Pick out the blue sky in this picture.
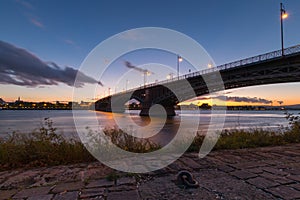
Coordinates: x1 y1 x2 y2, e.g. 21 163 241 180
0 0 300 105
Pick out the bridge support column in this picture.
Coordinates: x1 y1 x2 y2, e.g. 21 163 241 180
139 104 176 117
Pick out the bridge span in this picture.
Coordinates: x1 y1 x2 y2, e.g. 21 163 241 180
95 44 300 116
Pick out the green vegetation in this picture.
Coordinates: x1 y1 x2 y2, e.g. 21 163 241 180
0 112 299 171
188 111 300 152
0 118 95 171
102 128 160 153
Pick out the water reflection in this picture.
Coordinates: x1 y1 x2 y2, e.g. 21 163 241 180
0 110 296 145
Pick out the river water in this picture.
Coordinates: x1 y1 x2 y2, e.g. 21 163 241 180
0 110 297 145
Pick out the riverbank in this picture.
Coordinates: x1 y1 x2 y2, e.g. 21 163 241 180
1 143 300 199
1 116 300 171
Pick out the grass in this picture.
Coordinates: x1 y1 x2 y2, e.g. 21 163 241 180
0 112 299 171
0 118 95 170
187 112 300 152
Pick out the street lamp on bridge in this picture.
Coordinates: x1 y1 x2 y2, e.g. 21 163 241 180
280 2 288 56
177 55 183 80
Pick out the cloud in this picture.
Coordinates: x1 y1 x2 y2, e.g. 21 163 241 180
225 96 272 104
0 40 102 88
124 61 154 75
15 0 34 10
29 17 44 28
64 39 75 45
194 95 272 104
277 100 284 105
64 39 80 49
118 31 144 41
15 0 44 29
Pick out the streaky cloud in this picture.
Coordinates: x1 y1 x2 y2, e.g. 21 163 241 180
224 96 272 104
0 40 102 88
193 95 272 104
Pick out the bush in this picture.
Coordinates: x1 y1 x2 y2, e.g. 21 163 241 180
0 118 95 171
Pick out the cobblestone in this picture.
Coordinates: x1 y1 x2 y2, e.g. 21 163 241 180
0 143 300 199
52 181 84 193
266 185 300 200
12 186 52 199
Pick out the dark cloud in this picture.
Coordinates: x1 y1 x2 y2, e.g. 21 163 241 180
225 96 272 104
194 95 272 104
0 40 102 87
124 61 154 75
277 100 284 105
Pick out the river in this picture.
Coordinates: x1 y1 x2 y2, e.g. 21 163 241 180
0 109 297 145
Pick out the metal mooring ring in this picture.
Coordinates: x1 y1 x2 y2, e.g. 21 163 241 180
176 170 199 188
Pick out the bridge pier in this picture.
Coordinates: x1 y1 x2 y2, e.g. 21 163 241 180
139 104 176 117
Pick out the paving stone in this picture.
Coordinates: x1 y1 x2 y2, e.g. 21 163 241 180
153 167 172 175
213 155 240 164
27 194 54 200
79 187 105 199
246 177 280 189
261 172 294 184
108 190 139 200
117 177 136 186
217 165 235 173
207 156 235 165
282 150 300 157
108 185 137 192
285 169 300 175
262 167 289 176
230 161 267 169
266 185 300 200
86 179 114 188
192 174 274 200
53 191 79 200
52 181 83 193
288 175 300 182
0 189 18 200
178 157 202 170
246 167 264 174
138 174 218 200
290 183 300 191
13 186 52 199
168 160 190 171
230 170 257 180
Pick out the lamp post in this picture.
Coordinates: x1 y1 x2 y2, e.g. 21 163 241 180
280 3 288 56
143 70 151 87
167 72 174 80
125 79 129 91
177 55 183 80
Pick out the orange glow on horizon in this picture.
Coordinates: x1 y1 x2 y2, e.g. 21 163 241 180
180 97 300 107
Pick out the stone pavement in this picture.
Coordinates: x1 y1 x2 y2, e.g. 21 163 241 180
1 144 300 199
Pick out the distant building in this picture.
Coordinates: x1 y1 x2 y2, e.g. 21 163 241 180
0 98 5 105
199 103 211 110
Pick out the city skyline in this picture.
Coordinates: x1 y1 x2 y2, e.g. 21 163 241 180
1 0 300 106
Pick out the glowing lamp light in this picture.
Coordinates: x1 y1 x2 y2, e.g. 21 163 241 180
178 56 183 62
282 12 288 19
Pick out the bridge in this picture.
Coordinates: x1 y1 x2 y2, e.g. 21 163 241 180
95 44 300 116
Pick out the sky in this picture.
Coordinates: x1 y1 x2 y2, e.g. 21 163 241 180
0 0 300 106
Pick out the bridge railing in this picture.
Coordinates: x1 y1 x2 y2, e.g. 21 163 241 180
109 44 300 97
151 44 300 86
